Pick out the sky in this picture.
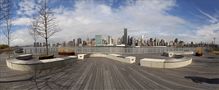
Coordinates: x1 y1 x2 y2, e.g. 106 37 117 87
0 0 219 46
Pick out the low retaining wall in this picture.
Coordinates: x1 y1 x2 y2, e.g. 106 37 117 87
89 53 136 64
6 56 77 71
140 57 192 68
89 53 107 58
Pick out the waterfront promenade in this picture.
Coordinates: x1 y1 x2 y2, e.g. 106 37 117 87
0 53 219 90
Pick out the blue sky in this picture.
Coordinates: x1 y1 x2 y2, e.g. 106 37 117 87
172 0 219 23
1 0 219 45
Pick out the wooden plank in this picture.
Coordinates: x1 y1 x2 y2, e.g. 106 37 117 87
1 54 219 90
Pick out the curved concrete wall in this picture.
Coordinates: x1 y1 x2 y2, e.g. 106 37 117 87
6 56 77 71
140 57 192 68
164 58 192 68
89 53 107 58
89 53 136 64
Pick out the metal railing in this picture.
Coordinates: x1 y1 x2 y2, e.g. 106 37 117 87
23 47 58 55
74 47 195 54
23 47 195 55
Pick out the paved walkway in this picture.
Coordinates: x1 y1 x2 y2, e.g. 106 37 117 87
0 54 219 90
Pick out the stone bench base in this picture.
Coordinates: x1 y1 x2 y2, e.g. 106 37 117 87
77 54 86 60
77 54 90 60
125 56 136 63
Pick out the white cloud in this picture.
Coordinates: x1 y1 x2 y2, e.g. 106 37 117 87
11 0 210 46
13 17 32 26
196 23 219 43
52 0 187 41
17 0 37 17
198 9 218 24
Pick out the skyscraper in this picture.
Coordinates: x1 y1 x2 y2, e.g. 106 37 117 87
72 39 75 46
77 38 82 46
123 28 127 46
107 35 112 45
95 35 103 46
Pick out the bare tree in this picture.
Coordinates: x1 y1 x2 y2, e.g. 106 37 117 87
0 0 6 21
1 0 12 47
29 19 39 54
0 0 7 40
34 0 61 55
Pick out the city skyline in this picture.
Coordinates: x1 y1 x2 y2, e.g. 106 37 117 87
1 1 219 90
0 0 219 46
32 29 216 48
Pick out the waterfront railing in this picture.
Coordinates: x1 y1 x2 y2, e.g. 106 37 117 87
23 47 195 55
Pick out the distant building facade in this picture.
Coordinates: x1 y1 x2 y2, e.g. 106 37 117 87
123 28 128 46
95 35 103 46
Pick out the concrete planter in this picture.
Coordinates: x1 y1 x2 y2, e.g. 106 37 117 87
7 56 77 71
140 57 192 68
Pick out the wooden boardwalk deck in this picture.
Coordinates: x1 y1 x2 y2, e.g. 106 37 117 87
0 54 219 90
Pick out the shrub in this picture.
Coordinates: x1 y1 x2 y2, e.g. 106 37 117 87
58 52 75 56
0 44 9 49
39 55 54 60
213 48 219 51
195 47 203 56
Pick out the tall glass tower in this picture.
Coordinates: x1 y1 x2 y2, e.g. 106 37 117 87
123 28 128 46
95 35 102 46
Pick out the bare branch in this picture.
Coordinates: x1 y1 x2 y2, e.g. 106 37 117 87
1 0 13 47
31 0 61 55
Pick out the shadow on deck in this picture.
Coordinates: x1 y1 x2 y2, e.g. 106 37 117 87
185 76 219 84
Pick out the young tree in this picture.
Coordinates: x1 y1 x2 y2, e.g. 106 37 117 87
1 0 12 47
34 0 61 55
0 0 6 21
29 19 39 54
29 20 39 45
0 0 7 41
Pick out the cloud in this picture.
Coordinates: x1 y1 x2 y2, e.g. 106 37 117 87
198 9 218 24
52 0 187 41
196 22 219 43
12 29 32 46
13 17 32 26
10 0 211 46
17 0 37 17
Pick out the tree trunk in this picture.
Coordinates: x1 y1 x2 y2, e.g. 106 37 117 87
7 19 10 58
34 41 37 55
46 38 48 55
44 4 48 55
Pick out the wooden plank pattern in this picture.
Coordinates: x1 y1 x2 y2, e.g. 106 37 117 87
1 54 219 90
